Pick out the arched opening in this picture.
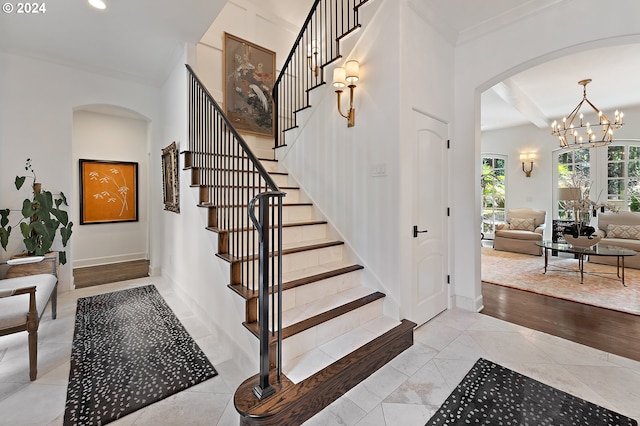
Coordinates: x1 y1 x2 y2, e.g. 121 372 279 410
71 104 151 288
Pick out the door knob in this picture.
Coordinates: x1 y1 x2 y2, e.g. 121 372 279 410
413 225 428 238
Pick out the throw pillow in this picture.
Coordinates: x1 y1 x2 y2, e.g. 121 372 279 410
509 218 536 232
606 224 640 240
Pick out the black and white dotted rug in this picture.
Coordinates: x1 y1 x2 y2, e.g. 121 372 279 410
63 285 218 426
426 358 637 426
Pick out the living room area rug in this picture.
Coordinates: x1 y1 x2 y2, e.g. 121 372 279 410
426 358 637 425
482 247 640 315
63 285 218 426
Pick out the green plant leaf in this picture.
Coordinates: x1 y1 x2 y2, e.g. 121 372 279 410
35 191 54 212
20 222 32 239
23 237 37 253
51 208 69 226
58 251 67 265
21 199 36 218
59 191 69 206
0 226 10 250
0 209 9 228
61 222 73 246
15 176 26 190
36 238 53 255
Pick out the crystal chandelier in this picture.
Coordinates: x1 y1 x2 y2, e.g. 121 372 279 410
551 79 624 149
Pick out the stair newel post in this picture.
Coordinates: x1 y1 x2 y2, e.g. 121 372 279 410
276 194 284 382
250 193 275 400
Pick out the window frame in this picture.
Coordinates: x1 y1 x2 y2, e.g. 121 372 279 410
481 154 507 239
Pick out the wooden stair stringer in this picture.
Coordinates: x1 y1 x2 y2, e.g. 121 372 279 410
234 319 416 426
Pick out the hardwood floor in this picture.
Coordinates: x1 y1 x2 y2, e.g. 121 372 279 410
481 281 640 362
73 260 150 288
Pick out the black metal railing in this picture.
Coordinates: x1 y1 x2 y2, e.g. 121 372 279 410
272 0 369 149
248 191 283 399
187 64 284 397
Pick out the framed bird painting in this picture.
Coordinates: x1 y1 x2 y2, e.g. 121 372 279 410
223 33 276 137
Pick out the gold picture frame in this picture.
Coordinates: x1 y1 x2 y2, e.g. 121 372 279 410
224 32 276 137
161 141 180 213
79 159 138 224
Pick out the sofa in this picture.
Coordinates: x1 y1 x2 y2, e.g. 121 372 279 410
591 211 640 269
493 208 546 256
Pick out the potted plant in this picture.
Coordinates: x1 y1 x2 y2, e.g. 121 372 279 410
0 159 73 264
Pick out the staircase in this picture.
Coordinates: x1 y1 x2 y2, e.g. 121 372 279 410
184 1 416 424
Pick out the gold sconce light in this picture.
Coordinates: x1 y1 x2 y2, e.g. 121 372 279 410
307 40 319 77
520 153 535 177
332 60 359 127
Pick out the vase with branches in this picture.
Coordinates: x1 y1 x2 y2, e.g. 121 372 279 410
560 172 618 239
0 159 73 264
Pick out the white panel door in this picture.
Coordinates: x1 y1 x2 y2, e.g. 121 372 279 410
410 112 449 326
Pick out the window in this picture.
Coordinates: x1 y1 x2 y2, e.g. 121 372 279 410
556 149 590 219
553 143 640 217
481 155 506 238
607 144 640 212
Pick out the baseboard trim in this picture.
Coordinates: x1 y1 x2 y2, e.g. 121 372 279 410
73 252 148 268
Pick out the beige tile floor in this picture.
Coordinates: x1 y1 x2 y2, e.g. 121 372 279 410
1 276 639 425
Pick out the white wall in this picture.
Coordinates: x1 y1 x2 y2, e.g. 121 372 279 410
0 52 162 290
274 1 457 320
453 0 640 311
481 124 553 238
276 0 403 314
72 110 150 267
195 0 303 156
398 2 455 318
156 45 259 366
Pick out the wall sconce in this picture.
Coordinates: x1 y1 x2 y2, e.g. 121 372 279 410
332 60 359 128
520 153 535 177
307 40 319 77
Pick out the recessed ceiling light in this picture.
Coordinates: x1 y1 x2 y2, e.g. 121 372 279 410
88 0 106 10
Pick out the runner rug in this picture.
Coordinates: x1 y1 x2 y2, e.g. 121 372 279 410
426 358 637 425
63 285 217 425
482 247 640 315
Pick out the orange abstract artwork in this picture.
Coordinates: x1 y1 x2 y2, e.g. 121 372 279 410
80 160 138 224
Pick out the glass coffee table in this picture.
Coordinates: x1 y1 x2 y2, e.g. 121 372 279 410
535 241 637 286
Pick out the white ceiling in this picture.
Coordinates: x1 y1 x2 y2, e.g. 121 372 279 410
481 44 640 132
1 0 637 128
0 0 228 86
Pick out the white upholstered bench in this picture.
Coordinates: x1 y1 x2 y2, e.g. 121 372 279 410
0 256 58 381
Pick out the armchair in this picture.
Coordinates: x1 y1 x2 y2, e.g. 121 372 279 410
493 208 546 256
0 256 58 381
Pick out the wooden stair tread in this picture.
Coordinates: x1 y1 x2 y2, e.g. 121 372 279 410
216 240 344 263
207 220 328 235
197 201 312 209
243 290 385 340
228 264 364 300
182 150 277 163
186 166 287 176
234 319 416 425
189 184 298 190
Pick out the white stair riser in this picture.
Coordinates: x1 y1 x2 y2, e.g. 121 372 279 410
228 224 328 256
281 245 343 274
282 223 326 244
206 187 300 204
215 204 314 226
279 270 362 312
280 298 384 364
213 171 294 186
238 245 345 285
